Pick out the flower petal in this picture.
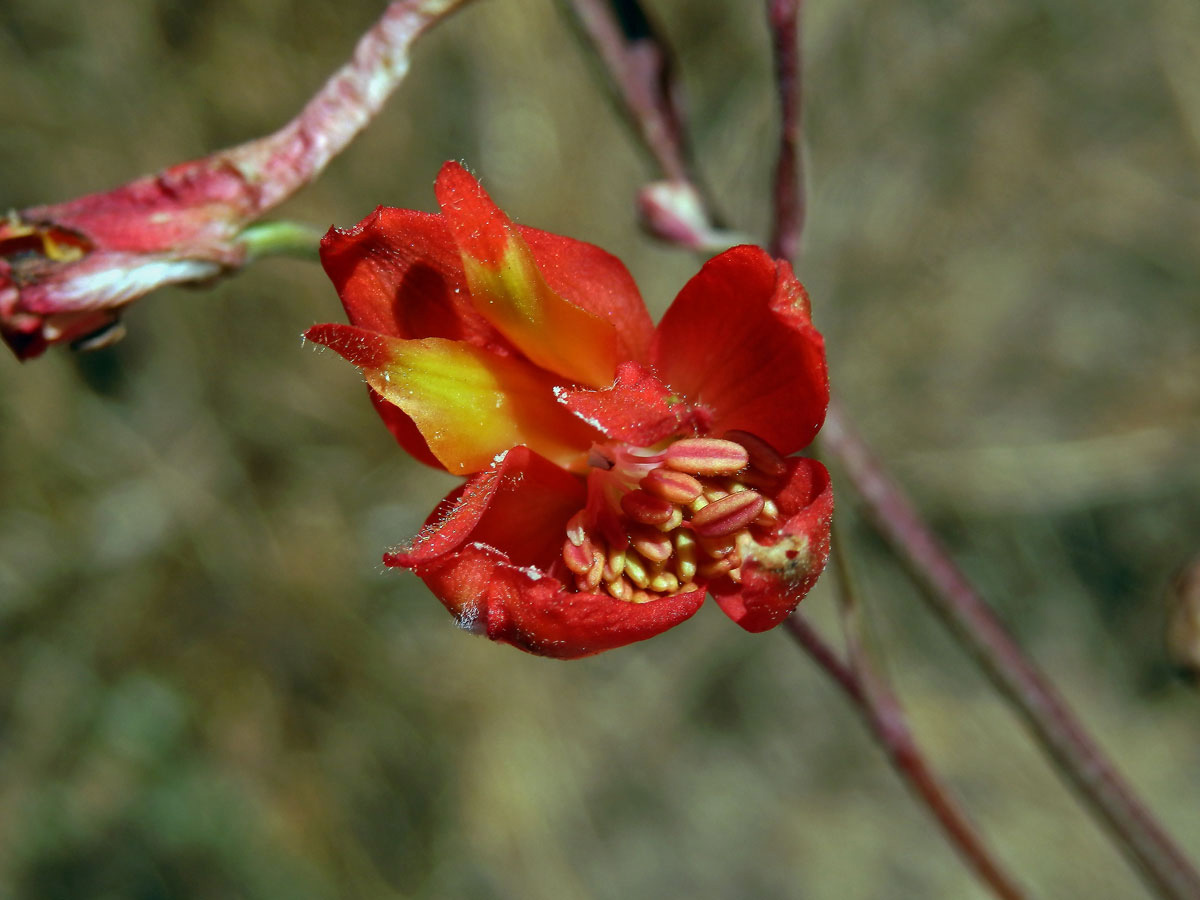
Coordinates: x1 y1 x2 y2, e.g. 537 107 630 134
518 226 654 364
319 206 514 354
651 245 829 455
368 387 441 469
385 445 704 658
414 544 706 658
710 457 833 632
306 323 597 474
390 445 585 571
434 162 620 388
556 360 702 446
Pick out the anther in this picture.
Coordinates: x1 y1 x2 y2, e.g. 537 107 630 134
698 557 736 579
565 511 588 547
584 553 605 590
620 489 676 527
649 571 679 594
690 490 766 538
664 438 749 476
563 538 598 575
724 430 787 477
656 506 684 533
623 553 651 589
640 467 703 504
631 529 673 564
697 534 737 559
755 498 781 528
673 531 698 582
607 577 633 601
604 548 627 581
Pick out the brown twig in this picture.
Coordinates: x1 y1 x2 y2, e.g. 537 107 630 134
559 1 1200 897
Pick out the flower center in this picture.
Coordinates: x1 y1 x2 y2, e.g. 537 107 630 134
560 431 788 602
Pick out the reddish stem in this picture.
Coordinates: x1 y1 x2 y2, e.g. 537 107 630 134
558 0 690 184
821 405 1200 900
767 0 805 262
224 0 472 213
785 614 1026 900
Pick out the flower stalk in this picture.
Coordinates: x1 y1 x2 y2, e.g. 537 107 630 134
1 0 471 360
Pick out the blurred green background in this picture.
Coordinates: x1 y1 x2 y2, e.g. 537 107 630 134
2 0 1199 897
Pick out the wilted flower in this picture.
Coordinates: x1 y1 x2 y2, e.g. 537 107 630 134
308 162 832 658
0 157 260 360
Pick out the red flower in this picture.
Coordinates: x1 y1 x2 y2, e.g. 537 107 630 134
307 162 832 658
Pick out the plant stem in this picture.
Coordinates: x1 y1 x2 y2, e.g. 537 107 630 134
767 0 805 263
235 221 325 261
785 612 1026 900
820 407 1200 900
223 0 473 213
558 1 1200 897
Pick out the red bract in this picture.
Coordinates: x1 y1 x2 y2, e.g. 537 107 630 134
308 162 832 658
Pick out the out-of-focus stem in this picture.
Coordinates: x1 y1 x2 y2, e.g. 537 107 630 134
556 0 690 183
824 522 1027 899
785 613 1026 900
559 1 1200 897
226 0 472 212
820 406 1200 900
766 0 805 263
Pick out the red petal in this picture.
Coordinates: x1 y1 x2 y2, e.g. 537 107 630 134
711 457 833 633
319 206 515 354
651 245 829 455
557 360 702 445
368 387 441 470
412 543 706 659
519 226 654 364
390 446 585 571
434 162 620 387
385 446 704 657
306 323 596 474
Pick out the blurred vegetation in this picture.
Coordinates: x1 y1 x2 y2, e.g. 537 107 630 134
1 0 1199 897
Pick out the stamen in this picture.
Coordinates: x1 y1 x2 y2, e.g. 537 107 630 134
698 557 735 579
620 489 676 526
690 490 765 538
656 506 684 533
640 468 703 504
564 432 789 603
563 538 597 575
583 553 605 590
755 498 781 528
697 534 737 559
724 430 787 477
565 510 588 547
664 438 749 476
604 547 627 581
631 528 673 564
649 571 679 594
673 531 698 582
607 577 633 601
624 553 651 589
